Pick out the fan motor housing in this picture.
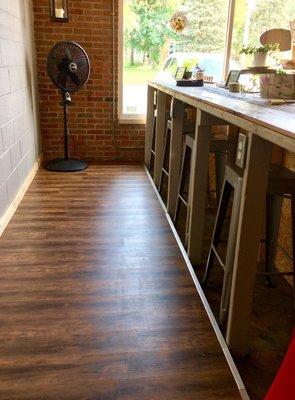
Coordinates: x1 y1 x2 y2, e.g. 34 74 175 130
69 62 77 73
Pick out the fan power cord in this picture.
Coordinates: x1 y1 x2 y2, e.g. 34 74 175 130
111 0 144 151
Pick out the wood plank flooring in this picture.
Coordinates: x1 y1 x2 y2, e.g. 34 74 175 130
0 165 241 400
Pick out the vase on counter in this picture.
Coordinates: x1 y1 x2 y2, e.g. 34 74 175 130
253 51 267 67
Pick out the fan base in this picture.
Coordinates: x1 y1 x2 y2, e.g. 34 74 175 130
46 158 87 172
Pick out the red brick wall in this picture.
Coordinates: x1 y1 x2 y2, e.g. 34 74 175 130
32 0 145 162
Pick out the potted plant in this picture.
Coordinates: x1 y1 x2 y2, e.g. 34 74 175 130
240 43 279 67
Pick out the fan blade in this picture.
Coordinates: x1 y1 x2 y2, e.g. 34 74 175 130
57 57 68 73
76 59 88 71
57 69 68 89
69 72 80 87
65 46 73 62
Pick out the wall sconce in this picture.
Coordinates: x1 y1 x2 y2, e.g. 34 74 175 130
50 0 69 22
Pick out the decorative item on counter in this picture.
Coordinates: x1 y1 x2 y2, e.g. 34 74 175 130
195 68 204 81
217 70 241 89
183 70 192 79
260 27 294 70
175 66 187 80
260 71 295 100
240 43 279 67
240 67 277 93
177 64 204 87
191 65 204 80
260 28 291 52
191 64 197 79
281 59 295 70
229 82 241 93
243 66 276 74
170 11 188 33
225 70 240 88
204 75 214 83
176 62 205 87
176 79 204 87
268 98 295 105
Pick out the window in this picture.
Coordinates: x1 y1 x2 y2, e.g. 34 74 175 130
118 0 295 122
119 0 165 123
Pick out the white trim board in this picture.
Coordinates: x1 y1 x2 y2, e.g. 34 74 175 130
144 165 249 400
0 156 42 237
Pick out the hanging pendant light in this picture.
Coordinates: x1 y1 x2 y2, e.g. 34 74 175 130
170 11 188 33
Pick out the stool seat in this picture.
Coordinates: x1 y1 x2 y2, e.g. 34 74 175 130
166 120 195 135
268 164 295 195
185 132 195 149
209 134 230 152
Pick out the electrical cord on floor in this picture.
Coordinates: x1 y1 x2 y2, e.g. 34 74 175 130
111 0 144 151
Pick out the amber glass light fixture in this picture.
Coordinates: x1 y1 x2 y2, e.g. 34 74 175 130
50 0 69 22
170 11 188 33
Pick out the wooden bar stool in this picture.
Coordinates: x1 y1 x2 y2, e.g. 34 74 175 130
265 165 295 292
174 133 229 246
203 163 295 327
158 119 195 203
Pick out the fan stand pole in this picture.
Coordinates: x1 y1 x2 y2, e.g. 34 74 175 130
45 91 87 172
63 92 69 160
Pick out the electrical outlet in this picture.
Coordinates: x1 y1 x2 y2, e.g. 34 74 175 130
236 133 248 168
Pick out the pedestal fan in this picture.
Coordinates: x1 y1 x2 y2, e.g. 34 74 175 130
46 41 90 172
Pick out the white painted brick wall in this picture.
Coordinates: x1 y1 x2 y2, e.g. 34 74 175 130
0 1 40 217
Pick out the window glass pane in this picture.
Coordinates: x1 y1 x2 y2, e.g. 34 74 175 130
161 0 229 82
122 0 229 117
231 0 295 69
122 0 170 116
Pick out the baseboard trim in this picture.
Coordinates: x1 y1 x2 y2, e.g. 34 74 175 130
0 155 43 237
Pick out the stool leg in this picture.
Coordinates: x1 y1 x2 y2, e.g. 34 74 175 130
174 143 191 227
151 114 156 151
150 114 157 174
215 151 226 205
265 194 283 286
185 146 195 245
219 176 243 327
203 180 233 287
147 113 156 171
158 123 170 193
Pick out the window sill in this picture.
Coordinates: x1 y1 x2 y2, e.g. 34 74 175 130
118 115 146 125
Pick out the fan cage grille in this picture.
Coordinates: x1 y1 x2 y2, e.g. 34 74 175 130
47 41 90 92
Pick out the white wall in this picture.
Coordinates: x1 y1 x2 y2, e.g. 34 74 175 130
0 0 40 217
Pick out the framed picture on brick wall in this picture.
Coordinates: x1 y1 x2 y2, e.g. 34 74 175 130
49 0 69 22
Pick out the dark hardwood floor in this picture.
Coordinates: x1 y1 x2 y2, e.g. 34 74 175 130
0 165 240 400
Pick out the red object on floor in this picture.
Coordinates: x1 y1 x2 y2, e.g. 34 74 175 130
264 329 295 400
